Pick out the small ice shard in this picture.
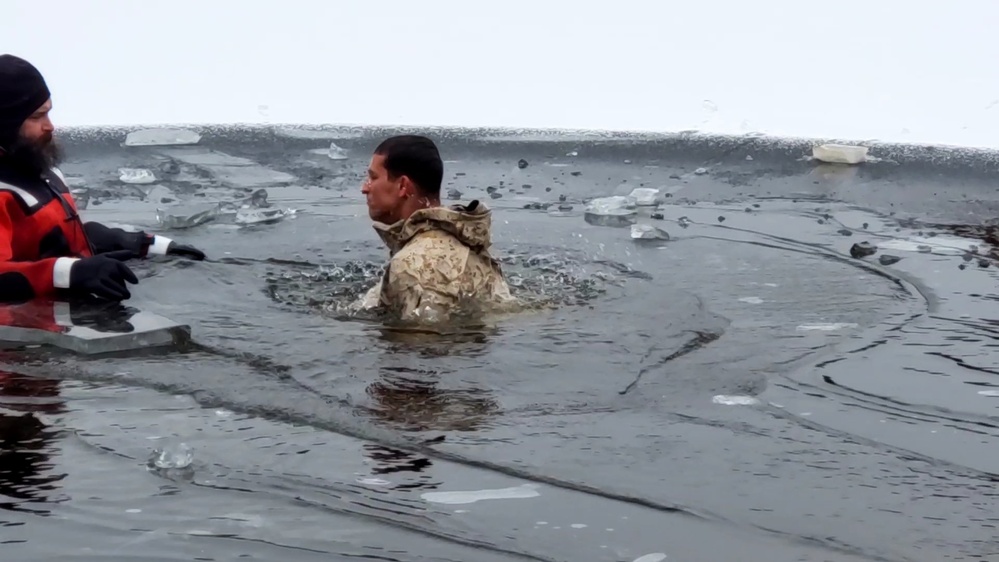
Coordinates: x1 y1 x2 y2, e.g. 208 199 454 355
156 203 223 229
631 224 670 240
711 394 760 406
570 523 587 529
812 143 868 165
628 187 661 206
633 554 668 562
421 484 540 505
446 188 462 200
584 196 637 228
694 167 708 175
118 168 156 184
328 142 348 160
978 390 999 397
150 442 193 469
124 128 201 147
738 296 763 304
234 207 295 226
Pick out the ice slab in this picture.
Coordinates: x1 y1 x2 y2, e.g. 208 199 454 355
584 196 638 228
812 143 868 164
156 203 223 229
158 148 295 187
124 128 202 147
234 207 296 225
0 301 191 356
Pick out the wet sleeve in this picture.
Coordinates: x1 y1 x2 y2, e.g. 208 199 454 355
385 266 459 324
0 204 74 303
83 221 174 257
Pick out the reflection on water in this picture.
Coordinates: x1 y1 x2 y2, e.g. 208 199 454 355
0 372 65 515
366 367 501 433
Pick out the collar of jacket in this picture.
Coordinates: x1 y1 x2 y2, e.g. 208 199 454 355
372 200 494 256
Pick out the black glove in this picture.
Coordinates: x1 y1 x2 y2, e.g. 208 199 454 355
165 242 205 261
83 222 147 256
67 299 137 333
67 250 139 301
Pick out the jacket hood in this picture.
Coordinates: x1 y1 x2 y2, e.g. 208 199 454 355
373 200 494 255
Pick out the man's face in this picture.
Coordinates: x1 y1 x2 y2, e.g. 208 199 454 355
362 154 412 224
18 98 54 150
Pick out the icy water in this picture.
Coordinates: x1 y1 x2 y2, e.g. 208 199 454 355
2 126 999 561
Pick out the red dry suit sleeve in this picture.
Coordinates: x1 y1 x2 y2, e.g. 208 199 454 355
0 201 75 303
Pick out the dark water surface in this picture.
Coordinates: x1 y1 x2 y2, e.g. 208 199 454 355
1 126 998 561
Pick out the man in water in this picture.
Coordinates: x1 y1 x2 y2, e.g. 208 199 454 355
0 54 205 303
359 135 515 323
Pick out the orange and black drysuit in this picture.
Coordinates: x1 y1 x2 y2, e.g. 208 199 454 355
0 162 176 303
0 54 203 304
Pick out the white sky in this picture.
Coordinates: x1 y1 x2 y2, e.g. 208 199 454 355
6 0 999 148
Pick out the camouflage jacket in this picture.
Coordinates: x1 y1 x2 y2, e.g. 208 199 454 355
360 200 515 323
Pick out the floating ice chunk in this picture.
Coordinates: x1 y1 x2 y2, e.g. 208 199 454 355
796 322 858 331
631 224 670 240
124 128 201 147
977 390 999 397
738 296 764 304
421 484 540 505
328 142 349 160
584 196 638 228
234 207 296 226
812 143 868 164
150 442 193 469
712 395 760 406
628 187 661 206
118 168 156 184
633 554 668 562
156 203 223 229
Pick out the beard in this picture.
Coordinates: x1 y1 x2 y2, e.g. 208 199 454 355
4 133 63 175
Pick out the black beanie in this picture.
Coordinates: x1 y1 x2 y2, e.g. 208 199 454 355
0 55 51 153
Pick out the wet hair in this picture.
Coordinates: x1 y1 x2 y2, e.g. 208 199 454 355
374 135 443 199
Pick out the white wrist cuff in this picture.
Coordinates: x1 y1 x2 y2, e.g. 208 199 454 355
53 257 79 289
148 235 172 256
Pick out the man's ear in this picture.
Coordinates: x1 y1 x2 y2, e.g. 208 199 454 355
398 175 415 198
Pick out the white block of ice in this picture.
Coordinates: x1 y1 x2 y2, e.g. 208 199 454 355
812 143 868 164
118 168 157 184
628 187 661 206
